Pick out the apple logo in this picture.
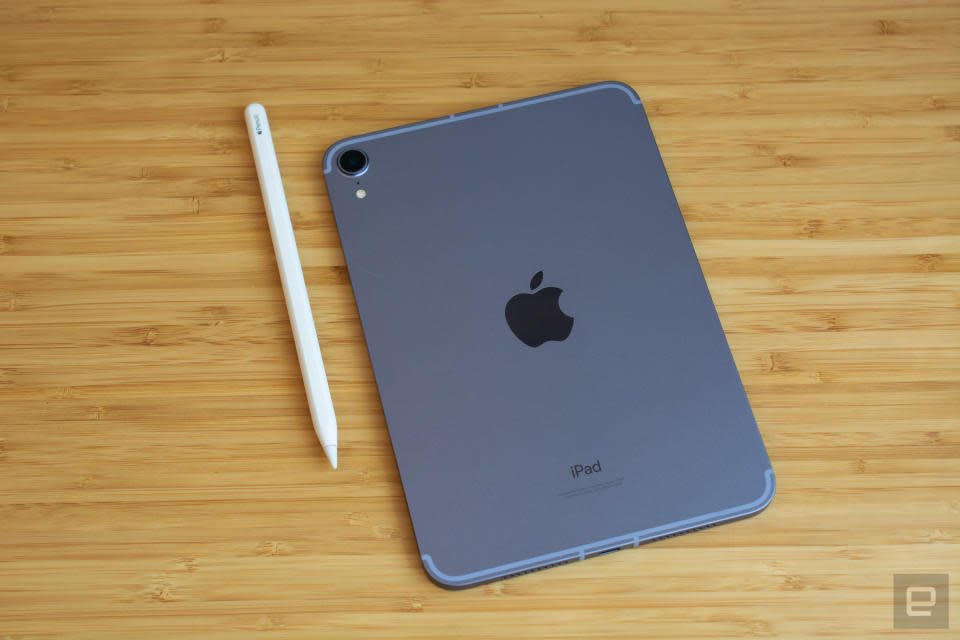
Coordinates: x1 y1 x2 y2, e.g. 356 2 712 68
504 270 575 347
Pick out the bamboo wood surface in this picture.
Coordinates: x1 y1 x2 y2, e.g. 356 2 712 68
1 1 958 638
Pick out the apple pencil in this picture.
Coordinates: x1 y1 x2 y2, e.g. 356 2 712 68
244 103 338 470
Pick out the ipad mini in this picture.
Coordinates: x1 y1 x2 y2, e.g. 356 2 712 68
323 82 775 588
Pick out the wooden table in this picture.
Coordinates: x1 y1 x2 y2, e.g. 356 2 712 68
2 2 957 638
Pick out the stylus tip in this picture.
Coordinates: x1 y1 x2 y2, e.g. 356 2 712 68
323 443 338 470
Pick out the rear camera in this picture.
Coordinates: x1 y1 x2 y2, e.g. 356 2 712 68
337 149 368 176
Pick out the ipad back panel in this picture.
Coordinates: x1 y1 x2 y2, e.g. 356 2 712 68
323 82 774 588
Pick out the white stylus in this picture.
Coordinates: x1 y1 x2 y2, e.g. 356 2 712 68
244 103 338 470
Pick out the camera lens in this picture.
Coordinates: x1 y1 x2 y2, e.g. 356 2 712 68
337 149 368 176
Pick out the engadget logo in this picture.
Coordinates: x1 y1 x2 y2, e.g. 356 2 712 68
570 460 602 479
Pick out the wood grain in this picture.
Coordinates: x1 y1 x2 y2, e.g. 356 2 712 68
1 1 958 638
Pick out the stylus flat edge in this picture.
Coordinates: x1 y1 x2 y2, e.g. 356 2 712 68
421 467 775 589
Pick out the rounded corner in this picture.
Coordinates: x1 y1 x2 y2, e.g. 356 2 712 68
593 80 642 105
742 467 776 517
757 467 776 511
322 139 351 176
420 554 474 590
